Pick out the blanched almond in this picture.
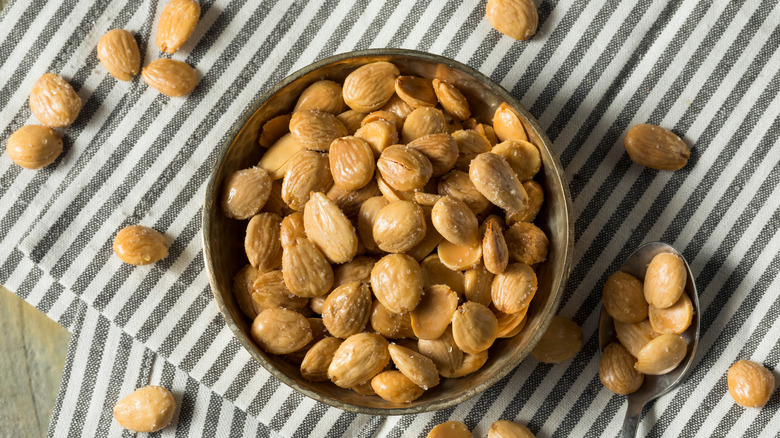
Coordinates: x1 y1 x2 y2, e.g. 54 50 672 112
295 80 344 114
452 302 498 354
495 308 527 338
97 29 140 81
492 102 528 141
402 107 448 143
258 114 292 148
644 252 687 309
599 342 644 395
233 264 260 319
504 222 548 265
328 332 390 388
488 420 535 438
322 281 372 338
156 0 200 53
327 179 380 220
377 145 433 191
303 192 358 264
421 254 465 296
329 136 375 190
337 110 367 135
634 334 687 375
728 360 775 408
29 73 82 127
506 180 543 224
432 196 479 246
333 256 376 287
371 370 425 403
394 76 437 108
282 237 334 298
6 125 62 169
491 263 536 314
113 386 175 433
438 170 490 214
370 301 415 339
301 337 343 382
244 214 282 273
483 217 509 274
531 316 582 363
354 119 398 157
492 140 541 182
428 421 472 438
221 167 272 220
469 152 528 213
381 93 416 122
614 319 658 357
476 123 499 146
280 211 306 247
258 133 306 179
417 327 463 377
648 293 693 335
358 196 390 253
452 129 491 171
142 59 197 97
289 110 348 151
464 264 494 306
437 239 482 271
113 225 168 265
342 62 400 113
362 110 402 130
371 254 423 314
281 150 333 211
444 350 489 378
602 271 647 324
250 270 308 313
408 206 445 262
432 79 470 121
624 124 690 170
373 200 426 253
388 344 439 389
251 308 312 355
407 133 458 177
411 284 458 340
376 172 415 202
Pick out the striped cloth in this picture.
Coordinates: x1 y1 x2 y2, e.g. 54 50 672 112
1 0 779 436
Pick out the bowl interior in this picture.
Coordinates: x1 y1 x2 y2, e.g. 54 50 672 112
202 50 573 415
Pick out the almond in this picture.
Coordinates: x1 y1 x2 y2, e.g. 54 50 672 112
233 264 260 319
250 270 309 313
258 133 305 179
327 332 390 388
381 93 415 122
281 236 334 298
488 420 535 438
289 110 348 151
371 254 423 314
371 370 425 403
281 150 333 211
624 124 690 170
342 61 400 113
492 102 528 142
156 0 200 54
6 125 63 169
303 192 358 263
402 107 448 143
251 307 313 355
407 133 458 177
504 222 549 265
407 206 445 262
506 180 544 224
482 218 509 274
336 110 367 135
244 212 283 271
370 301 415 339
301 337 343 382
634 334 687 375
394 76 437 108
377 145 433 191
329 136 375 190
469 152 528 213
97 29 141 81
491 262 536 314
357 195 390 253
495 308 527 338
452 302 498 354
280 211 306 247
492 139 541 181
113 386 175 433
486 0 538 41
113 225 168 265
29 73 82 127
602 271 647 324
142 59 198 97
388 344 439 389
417 326 463 377
295 80 344 114
221 167 272 219
421 254 465 296
372 200 427 253
452 129 491 171
438 170 490 214
354 119 398 157
361 110 402 130
644 252 687 309
258 114 292 148
531 316 582 363
599 342 644 395
614 319 658 357
428 421 472 438
464 264 494 306
432 79 470 121
648 293 693 335
728 360 775 408
322 281 372 338
411 284 458 340
431 196 479 246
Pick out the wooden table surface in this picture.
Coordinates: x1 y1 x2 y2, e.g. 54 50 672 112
0 286 70 436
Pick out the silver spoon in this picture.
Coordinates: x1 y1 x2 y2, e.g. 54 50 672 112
598 241 701 437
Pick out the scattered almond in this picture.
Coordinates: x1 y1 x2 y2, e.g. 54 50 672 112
142 59 198 97
97 29 141 81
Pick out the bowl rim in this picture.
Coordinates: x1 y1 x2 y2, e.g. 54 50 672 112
202 48 574 415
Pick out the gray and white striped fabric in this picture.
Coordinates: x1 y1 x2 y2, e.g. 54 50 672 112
1 0 779 436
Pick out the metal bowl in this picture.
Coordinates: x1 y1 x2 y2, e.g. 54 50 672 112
202 49 573 415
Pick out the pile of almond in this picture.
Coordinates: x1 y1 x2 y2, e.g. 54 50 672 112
225 60 552 403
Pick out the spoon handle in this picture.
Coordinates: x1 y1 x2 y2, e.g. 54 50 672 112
620 398 644 437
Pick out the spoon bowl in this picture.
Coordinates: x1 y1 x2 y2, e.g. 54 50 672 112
599 241 700 437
